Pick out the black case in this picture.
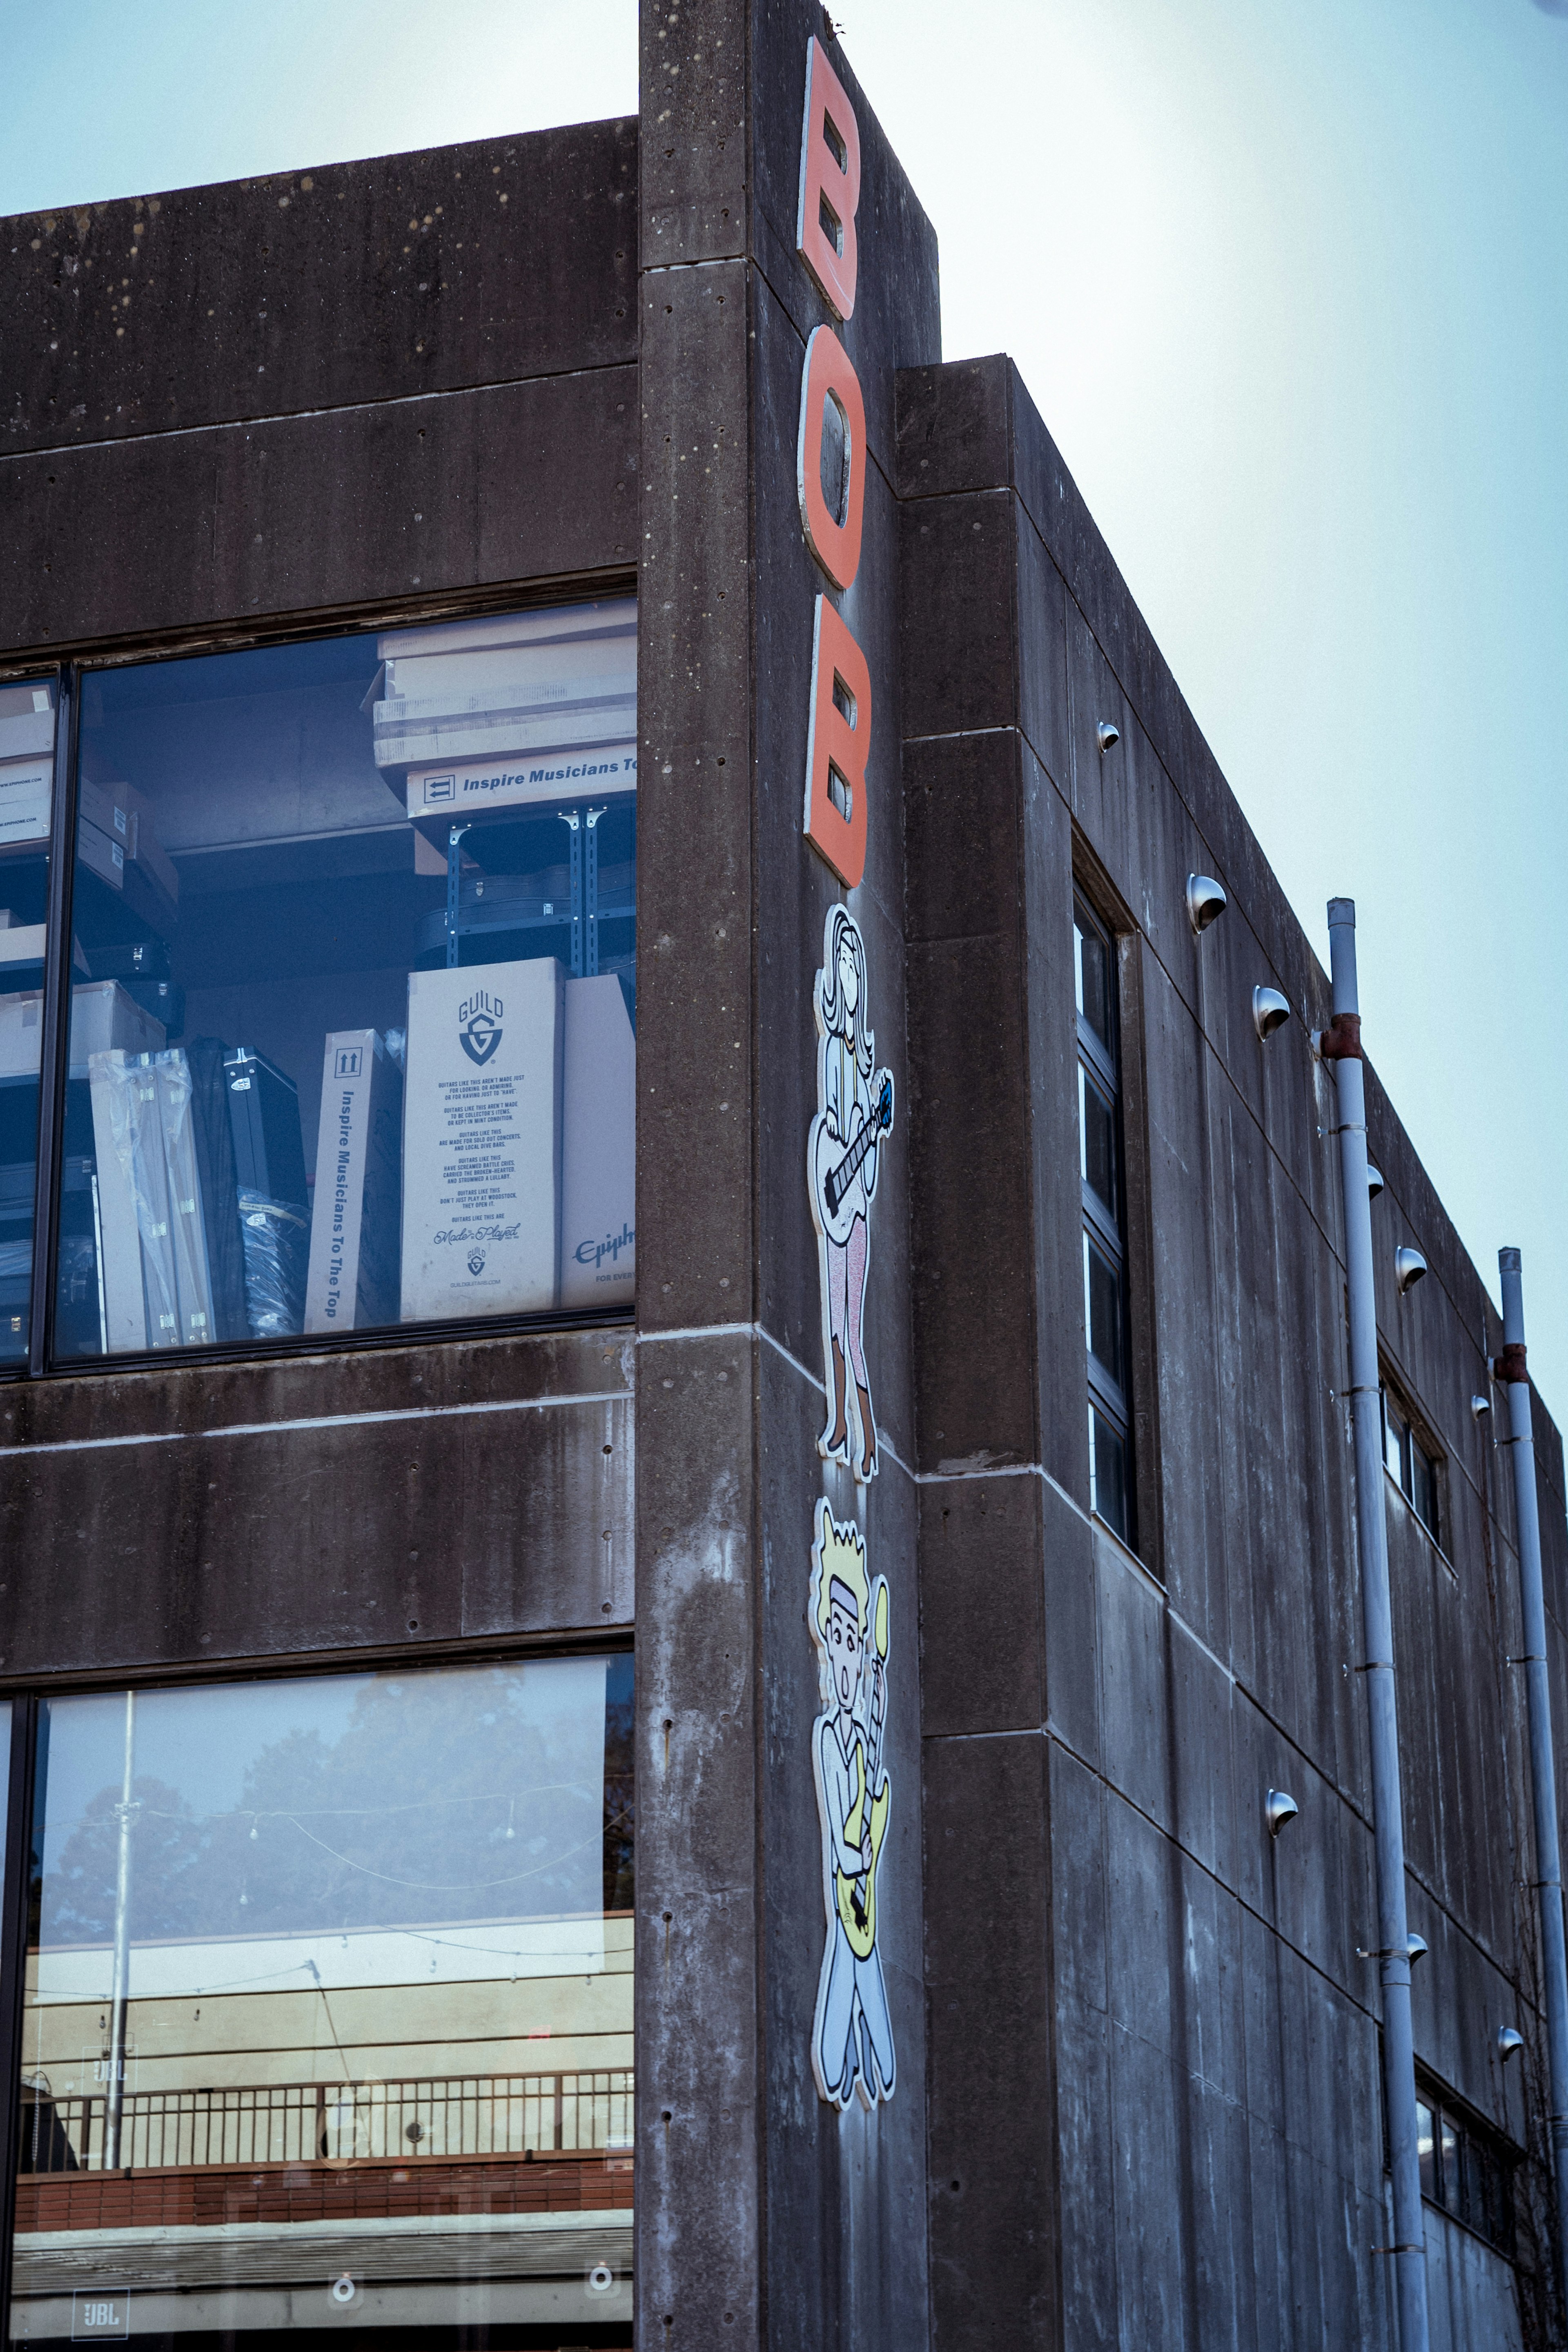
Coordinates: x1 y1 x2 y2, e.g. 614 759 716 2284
222 1047 308 1209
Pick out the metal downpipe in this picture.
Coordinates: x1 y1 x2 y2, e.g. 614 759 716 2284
1323 899 1429 2352
1496 1248 1568 2316
103 1691 136 2172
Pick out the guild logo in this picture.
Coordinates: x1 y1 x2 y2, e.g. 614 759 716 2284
467 1248 487 1277
457 989 503 1065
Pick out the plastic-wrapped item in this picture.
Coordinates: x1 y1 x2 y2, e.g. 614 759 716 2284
89 1047 216 1351
236 1190 308 1341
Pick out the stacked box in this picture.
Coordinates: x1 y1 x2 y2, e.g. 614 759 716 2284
304 1031 403 1333
373 601 637 825
0 684 53 849
400 958 564 1321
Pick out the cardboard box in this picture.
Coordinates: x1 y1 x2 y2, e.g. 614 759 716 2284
78 816 125 891
373 598 638 822
303 1030 403 1333
0 981 164 1081
0 755 52 849
559 974 635 1310
407 742 636 823
81 779 180 907
0 682 54 765
78 778 136 857
400 956 564 1322
0 925 46 966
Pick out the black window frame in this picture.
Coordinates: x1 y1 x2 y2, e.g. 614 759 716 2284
1379 1371 1443 1549
0 576 638 1382
1408 2067 1518 2262
0 1637 635 2330
1074 891 1135 1549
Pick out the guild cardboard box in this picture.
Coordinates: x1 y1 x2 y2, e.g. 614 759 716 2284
400 956 564 1322
559 974 634 1310
303 1030 403 1333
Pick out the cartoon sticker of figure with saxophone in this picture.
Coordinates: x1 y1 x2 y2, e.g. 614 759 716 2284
808 904 895 1484
807 1498 895 2111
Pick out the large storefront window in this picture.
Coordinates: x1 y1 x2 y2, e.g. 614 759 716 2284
8 1657 632 2343
49 600 635 1362
0 680 57 1367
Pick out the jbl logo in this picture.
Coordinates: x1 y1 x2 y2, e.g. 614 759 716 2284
72 2291 129 2339
334 1048 363 1078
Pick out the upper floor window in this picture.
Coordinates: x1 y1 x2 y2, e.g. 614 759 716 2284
40 600 635 1365
1075 895 1132 1543
1414 2075 1515 2258
0 678 58 1366
1381 1378 1439 1545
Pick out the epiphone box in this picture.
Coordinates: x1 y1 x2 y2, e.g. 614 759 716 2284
400 956 564 1322
559 974 635 1310
303 1030 402 1333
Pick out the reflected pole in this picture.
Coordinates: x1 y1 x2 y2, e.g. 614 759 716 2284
103 1692 136 2171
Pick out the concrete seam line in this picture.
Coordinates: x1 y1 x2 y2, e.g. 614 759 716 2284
0 1389 630 1457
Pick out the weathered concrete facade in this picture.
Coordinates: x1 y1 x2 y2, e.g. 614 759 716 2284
0 6 1564 2349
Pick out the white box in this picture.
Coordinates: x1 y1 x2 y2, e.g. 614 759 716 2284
0 682 54 764
0 982 163 1080
304 1030 403 1333
0 925 46 965
69 981 165 1071
407 741 636 823
560 974 635 1310
0 754 51 848
400 956 564 1322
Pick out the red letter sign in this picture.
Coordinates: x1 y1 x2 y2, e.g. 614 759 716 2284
797 326 866 593
796 36 860 322
803 595 871 890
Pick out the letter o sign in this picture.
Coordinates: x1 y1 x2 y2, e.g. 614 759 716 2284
797 325 866 594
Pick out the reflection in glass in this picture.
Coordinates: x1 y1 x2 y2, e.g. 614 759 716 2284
1417 2100 1435 2202
1089 1404 1127 1541
0 680 56 1364
56 605 636 1362
1085 1234 1125 1389
10 1659 633 2341
1079 1066 1117 1220
1074 918 1113 1056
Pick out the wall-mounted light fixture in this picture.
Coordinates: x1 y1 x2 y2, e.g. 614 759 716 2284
1186 874 1227 935
1253 987 1291 1042
1395 1247 1428 1297
1471 1394 1492 1422
1498 2026 1525 2064
1096 721 1120 755
1367 1164 1385 1201
1265 1789 1298 1838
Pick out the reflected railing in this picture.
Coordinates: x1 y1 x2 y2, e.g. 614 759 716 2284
20 2067 634 2174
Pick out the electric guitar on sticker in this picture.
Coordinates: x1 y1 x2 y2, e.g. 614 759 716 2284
809 1073 893 1248
836 1581 890 1962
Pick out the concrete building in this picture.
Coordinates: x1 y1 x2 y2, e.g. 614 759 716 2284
0 4 1562 2348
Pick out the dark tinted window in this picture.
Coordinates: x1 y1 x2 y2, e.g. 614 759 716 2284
55 606 635 1362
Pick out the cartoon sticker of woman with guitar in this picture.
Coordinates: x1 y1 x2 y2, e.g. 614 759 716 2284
808 1498 895 2111
808 905 895 1483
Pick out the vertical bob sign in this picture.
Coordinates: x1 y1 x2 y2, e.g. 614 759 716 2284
796 38 870 890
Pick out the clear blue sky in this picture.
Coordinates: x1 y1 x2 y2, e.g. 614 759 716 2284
3 0 1565 1420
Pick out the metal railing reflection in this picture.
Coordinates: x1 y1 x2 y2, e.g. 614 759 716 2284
20 2068 633 2174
